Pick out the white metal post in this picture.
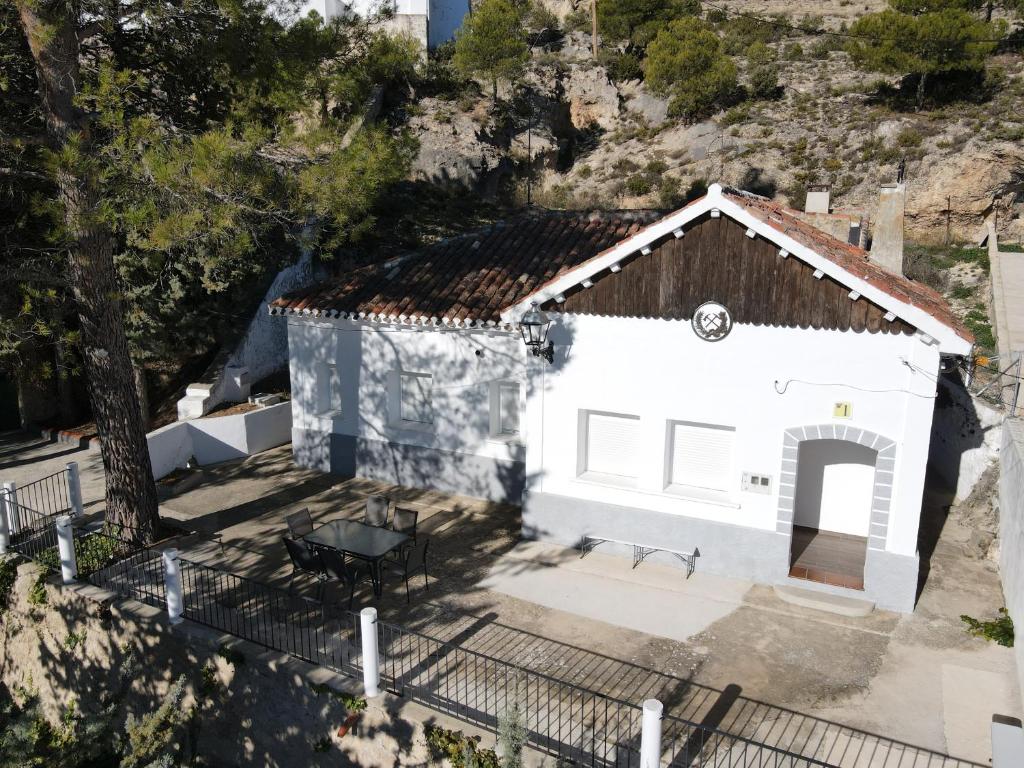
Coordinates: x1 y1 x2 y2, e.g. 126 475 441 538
55 515 77 584
639 698 664 768
66 462 83 517
0 488 9 555
993 715 1024 768
360 607 381 698
163 549 183 625
3 482 18 536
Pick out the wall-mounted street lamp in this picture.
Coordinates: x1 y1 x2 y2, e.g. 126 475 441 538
519 302 554 363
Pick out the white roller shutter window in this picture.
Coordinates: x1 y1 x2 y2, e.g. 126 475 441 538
585 412 640 478
670 421 735 491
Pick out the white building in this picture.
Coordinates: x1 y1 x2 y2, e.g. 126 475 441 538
298 0 468 49
272 184 973 612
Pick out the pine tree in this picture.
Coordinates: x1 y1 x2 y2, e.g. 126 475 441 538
846 0 1003 109
453 0 529 102
4 2 414 542
643 17 739 122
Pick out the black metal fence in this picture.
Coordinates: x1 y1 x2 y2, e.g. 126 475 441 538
75 529 166 609
5 498 61 564
6 469 71 518
372 617 834 768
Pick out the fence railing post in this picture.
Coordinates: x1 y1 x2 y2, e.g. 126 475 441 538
66 462 83 517
55 515 77 584
640 698 663 768
163 549 183 625
360 607 381 697
3 482 18 536
0 491 9 556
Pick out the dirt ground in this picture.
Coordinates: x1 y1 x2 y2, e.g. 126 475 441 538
1 432 1018 765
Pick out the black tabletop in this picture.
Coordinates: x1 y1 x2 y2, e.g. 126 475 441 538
305 519 408 559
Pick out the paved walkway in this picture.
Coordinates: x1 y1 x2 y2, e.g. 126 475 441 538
2 434 1018 766
989 234 1024 364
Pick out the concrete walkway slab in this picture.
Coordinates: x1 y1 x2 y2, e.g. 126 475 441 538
479 541 752 642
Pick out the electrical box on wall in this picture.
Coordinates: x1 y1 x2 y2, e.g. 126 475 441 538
742 472 773 494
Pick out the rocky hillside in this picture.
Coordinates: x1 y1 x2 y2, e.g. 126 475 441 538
399 0 1024 246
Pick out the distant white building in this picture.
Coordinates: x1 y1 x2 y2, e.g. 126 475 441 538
298 0 469 49
272 184 973 613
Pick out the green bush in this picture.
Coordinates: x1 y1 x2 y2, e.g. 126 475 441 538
896 127 924 147
745 41 775 65
961 608 1013 647
625 174 654 196
563 8 590 33
783 42 803 61
425 725 500 768
658 175 684 208
749 65 780 99
949 283 974 300
599 50 644 82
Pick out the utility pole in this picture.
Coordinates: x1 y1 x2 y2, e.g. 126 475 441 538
591 0 598 58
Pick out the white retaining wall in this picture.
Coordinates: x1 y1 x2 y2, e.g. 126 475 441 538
148 402 292 479
999 418 1024 702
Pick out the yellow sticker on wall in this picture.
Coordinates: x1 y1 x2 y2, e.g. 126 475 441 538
833 402 853 419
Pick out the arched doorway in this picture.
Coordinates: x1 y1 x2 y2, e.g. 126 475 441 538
776 425 897 591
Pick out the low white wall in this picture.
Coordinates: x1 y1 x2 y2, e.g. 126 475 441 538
147 402 292 479
147 422 195 480
999 418 1024 703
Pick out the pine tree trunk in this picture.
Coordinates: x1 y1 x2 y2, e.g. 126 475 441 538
916 71 927 111
16 0 160 543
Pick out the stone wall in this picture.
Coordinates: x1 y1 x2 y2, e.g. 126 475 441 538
999 419 1024 703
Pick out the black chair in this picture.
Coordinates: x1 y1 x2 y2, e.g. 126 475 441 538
392 507 419 543
364 496 390 527
318 547 372 609
394 537 429 603
286 508 314 538
284 536 325 598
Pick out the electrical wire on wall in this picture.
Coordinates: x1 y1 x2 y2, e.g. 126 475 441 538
773 379 937 400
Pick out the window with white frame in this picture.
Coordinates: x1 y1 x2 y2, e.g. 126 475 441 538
399 372 433 424
666 420 735 492
490 381 521 437
579 411 640 481
315 364 341 416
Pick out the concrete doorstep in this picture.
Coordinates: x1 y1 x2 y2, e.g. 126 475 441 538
773 584 876 617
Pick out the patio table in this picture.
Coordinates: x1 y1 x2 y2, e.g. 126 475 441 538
304 519 408 599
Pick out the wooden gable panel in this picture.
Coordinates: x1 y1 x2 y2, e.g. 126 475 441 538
548 215 916 336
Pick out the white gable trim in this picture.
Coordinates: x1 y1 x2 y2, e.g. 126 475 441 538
499 184 971 356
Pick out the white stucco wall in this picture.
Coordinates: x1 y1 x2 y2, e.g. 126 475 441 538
288 313 941 559
288 319 525 467
523 314 941 558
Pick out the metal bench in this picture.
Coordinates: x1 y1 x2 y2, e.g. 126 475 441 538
579 536 700 578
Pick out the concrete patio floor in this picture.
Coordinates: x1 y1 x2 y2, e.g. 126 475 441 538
2 432 1019 765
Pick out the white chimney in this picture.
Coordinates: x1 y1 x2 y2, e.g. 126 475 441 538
805 184 831 215
870 183 906 276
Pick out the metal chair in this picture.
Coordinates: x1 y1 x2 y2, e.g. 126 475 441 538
395 536 429 603
283 536 325 599
392 507 419 543
286 508 314 538
364 495 390 527
318 547 372 609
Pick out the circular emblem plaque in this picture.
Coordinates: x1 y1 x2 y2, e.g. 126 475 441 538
692 301 733 342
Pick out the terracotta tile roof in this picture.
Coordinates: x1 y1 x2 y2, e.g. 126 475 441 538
720 187 972 343
271 210 659 326
272 190 970 344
